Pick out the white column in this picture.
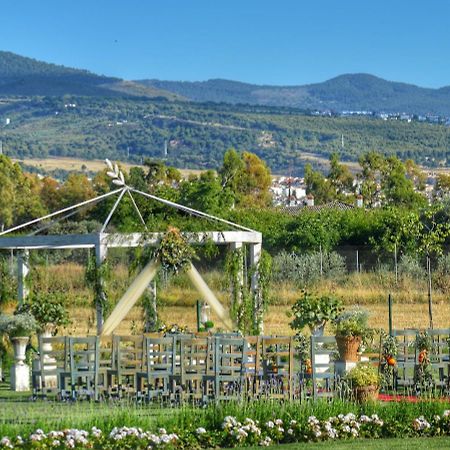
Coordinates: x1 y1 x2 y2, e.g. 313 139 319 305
95 241 108 335
249 242 263 334
230 242 244 311
18 250 30 304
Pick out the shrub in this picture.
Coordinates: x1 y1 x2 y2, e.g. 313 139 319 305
16 292 70 333
290 291 343 335
433 253 450 292
273 251 346 286
0 312 38 338
346 363 381 388
398 254 424 280
333 308 373 343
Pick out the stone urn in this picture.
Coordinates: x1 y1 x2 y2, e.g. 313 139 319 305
10 336 30 391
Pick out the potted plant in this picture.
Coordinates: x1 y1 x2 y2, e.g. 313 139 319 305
346 363 380 402
0 312 38 363
333 308 372 362
290 291 343 337
16 292 70 337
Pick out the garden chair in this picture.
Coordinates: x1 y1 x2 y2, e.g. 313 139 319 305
260 336 295 400
32 335 69 398
242 336 263 398
107 335 144 398
179 336 215 403
136 335 176 401
310 335 338 400
423 328 450 393
61 336 100 401
214 336 245 401
392 329 418 395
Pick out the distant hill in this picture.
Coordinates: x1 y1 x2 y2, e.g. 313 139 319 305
0 51 179 99
137 74 450 115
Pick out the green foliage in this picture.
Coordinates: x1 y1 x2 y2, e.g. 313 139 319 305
0 312 38 338
15 292 70 332
290 291 343 334
273 251 346 286
334 308 372 342
85 253 111 316
346 363 381 388
155 227 196 275
398 254 425 280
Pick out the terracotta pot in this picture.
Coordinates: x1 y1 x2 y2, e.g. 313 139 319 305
354 385 379 403
336 335 361 362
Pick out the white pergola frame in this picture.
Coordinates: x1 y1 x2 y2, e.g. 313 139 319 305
0 163 263 334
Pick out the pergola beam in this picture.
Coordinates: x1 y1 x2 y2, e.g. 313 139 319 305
0 231 262 251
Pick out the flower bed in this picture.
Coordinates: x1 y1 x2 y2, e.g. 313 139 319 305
2 410 450 449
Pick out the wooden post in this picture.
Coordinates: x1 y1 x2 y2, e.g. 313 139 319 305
319 244 323 277
250 242 263 334
394 243 398 285
17 250 30 304
427 255 433 329
196 300 201 332
388 294 393 336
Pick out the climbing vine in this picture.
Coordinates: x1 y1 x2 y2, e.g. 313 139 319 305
225 247 272 335
85 252 111 317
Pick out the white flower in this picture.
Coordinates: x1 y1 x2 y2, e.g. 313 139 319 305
196 427 207 435
444 410 450 417
266 420 275 428
158 427 167 435
287 428 294 435
274 419 283 426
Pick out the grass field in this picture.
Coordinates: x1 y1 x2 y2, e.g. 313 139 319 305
4 262 448 336
246 438 450 449
13 157 204 177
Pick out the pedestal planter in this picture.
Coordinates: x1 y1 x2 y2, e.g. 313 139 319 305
336 335 361 362
10 336 30 392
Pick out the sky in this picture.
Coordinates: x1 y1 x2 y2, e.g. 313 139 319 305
1 0 450 88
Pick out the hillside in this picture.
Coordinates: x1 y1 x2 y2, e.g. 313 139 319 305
0 51 178 99
138 74 450 115
1 96 449 176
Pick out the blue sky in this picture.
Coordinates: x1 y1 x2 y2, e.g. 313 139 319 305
2 0 450 87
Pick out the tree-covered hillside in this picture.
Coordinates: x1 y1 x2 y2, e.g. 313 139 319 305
0 96 449 174
138 74 450 115
0 51 178 99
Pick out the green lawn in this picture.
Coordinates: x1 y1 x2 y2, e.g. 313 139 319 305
247 438 450 449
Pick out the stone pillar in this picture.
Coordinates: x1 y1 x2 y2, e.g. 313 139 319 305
249 242 262 334
95 240 108 335
18 250 30 304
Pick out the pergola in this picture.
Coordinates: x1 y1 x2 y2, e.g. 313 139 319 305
0 162 263 334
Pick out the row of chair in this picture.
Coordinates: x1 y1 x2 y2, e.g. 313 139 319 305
32 334 298 402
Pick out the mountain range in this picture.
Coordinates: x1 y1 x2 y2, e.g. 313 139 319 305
0 51 179 99
1 51 450 116
137 75 450 116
